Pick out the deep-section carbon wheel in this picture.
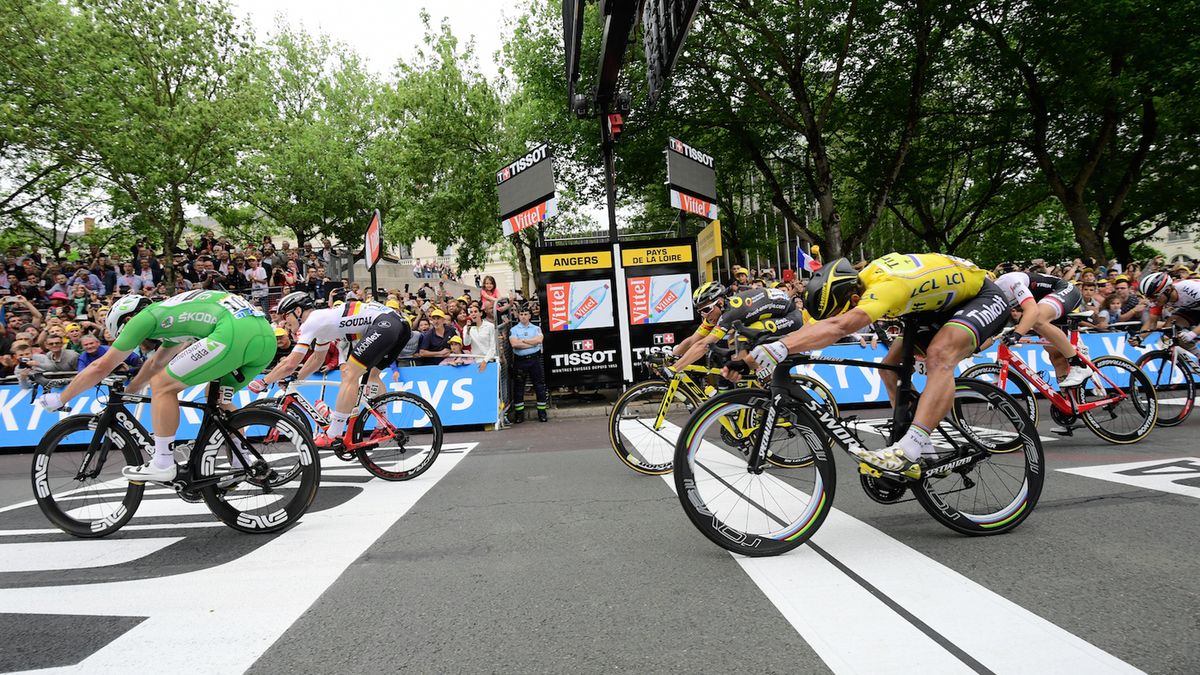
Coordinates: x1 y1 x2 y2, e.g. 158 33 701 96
31 415 145 538
351 391 443 481
673 388 835 557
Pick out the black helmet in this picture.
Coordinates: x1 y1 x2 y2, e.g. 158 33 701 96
997 262 1020 275
692 281 727 309
804 258 860 320
277 291 315 315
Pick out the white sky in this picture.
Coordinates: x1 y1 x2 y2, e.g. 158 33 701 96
227 0 515 79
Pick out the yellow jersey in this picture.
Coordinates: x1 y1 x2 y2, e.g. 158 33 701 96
856 253 988 321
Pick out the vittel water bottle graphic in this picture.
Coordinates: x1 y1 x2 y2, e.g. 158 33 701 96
650 279 690 322
570 283 609 327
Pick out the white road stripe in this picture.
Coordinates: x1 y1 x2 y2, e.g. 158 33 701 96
0 442 478 675
1058 457 1200 500
659 422 1139 674
0 538 183 573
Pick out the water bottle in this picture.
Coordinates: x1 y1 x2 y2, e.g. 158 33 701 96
314 400 330 420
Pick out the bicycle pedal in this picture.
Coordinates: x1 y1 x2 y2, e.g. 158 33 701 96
858 462 883 478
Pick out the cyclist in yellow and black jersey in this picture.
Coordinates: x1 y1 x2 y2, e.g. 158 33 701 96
738 253 1011 479
669 283 802 375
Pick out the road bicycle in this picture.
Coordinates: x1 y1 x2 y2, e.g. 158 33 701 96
1133 323 1200 427
960 314 1157 444
30 375 320 538
673 318 1044 557
247 375 442 481
609 351 838 475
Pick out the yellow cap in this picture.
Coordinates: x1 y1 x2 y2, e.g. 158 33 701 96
386 300 401 309
333 300 345 307
430 309 447 318
274 327 289 337
65 323 81 331
449 335 463 344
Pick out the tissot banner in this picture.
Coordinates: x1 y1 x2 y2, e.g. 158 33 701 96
620 239 700 367
536 243 623 387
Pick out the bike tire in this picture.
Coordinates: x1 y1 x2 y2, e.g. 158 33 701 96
197 407 321 533
913 379 1044 536
788 373 840 420
246 396 316 438
351 391 443 481
960 362 1039 427
1078 356 1157 444
608 378 701 475
31 414 145 538
673 388 836 557
1136 349 1195 427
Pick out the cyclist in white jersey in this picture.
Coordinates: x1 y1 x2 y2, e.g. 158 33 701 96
993 267 1091 388
1139 272 1200 348
253 292 410 449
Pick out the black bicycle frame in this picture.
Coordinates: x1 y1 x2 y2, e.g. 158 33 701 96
744 319 920 471
83 381 263 490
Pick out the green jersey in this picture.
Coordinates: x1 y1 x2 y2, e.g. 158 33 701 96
112 290 264 350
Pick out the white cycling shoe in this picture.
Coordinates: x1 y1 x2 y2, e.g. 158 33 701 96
1059 365 1092 388
122 462 178 482
854 445 924 480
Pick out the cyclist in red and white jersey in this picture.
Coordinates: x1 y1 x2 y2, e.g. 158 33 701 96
1139 272 1200 346
253 292 410 449
993 266 1091 388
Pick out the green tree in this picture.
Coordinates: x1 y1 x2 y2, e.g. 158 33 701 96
0 0 265 282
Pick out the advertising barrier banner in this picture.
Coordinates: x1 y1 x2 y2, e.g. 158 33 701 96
796 332 1164 404
0 363 499 450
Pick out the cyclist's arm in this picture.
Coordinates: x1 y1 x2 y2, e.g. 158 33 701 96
57 346 133 405
294 344 331 380
127 343 187 393
1012 298 1040 336
777 308 874 355
672 333 718 371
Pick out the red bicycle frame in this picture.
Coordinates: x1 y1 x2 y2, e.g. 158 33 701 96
993 330 1128 414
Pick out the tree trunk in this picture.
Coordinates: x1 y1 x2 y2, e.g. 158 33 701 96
1063 200 1105 262
1108 222 1134 265
512 233 530 298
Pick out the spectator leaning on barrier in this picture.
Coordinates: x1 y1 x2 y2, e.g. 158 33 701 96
462 303 497 373
416 309 457 365
508 304 548 423
35 333 79 371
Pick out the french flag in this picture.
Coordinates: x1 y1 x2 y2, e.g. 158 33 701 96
797 245 822 272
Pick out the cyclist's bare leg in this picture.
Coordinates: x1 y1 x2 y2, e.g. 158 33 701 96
1031 304 1077 376
879 338 904 404
328 359 368 439
911 325 976 432
149 370 187 438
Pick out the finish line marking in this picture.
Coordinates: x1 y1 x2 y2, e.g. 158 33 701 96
1058 457 1200 500
0 442 477 674
657 423 1139 674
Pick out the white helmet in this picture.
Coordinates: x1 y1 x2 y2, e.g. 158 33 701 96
1138 271 1172 298
106 294 152 339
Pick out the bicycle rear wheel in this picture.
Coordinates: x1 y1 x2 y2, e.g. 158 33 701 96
32 415 145 538
914 379 1044 536
246 396 316 438
673 388 835 557
197 408 321 533
351 391 443 481
1078 356 1157 444
1136 349 1196 427
608 379 699 475
960 362 1039 427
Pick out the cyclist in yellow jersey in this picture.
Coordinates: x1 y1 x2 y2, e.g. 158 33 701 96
738 253 1011 478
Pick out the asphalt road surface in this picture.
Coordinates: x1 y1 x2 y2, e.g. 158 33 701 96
0 405 1197 674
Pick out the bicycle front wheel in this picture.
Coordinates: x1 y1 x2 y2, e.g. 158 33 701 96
1136 349 1196 427
914 379 1044 536
1078 356 1157 444
608 379 700 475
196 408 321 533
351 391 443 481
673 388 835 557
32 414 145 538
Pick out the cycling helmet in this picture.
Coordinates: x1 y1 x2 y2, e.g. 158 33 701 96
804 257 860 320
692 281 727 309
105 294 152 339
1139 271 1172 298
997 262 1020 275
277 291 315 315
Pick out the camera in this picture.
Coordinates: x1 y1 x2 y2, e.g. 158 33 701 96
18 357 30 366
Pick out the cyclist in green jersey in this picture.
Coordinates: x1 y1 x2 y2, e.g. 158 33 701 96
36 290 276 482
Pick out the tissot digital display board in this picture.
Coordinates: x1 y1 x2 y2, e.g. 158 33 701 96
536 244 623 386
666 137 718 219
497 144 556 236
620 239 700 366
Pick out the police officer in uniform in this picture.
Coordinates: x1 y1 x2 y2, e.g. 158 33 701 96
508 304 548 422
